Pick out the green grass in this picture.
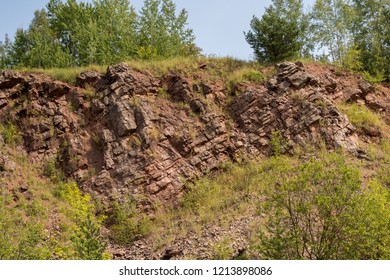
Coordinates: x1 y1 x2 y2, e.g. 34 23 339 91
121 146 390 259
0 121 23 146
0 140 108 260
17 56 266 89
18 65 107 85
339 103 388 135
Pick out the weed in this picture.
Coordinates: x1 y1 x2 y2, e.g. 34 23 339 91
129 96 140 107
91 132 104 151
149 125 160 142
19 65 106 85
212 238 234 260
0 122 22 146
107 197 153 245
270 130 284 156
127 134 142 149
339 103 387 135
82 86 97 101
43 157 64 183
291 91 305 102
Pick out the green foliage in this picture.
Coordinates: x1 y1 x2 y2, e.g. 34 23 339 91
351 0 390 77
0 194 51 259
270 130 284 156
308 0 390 77
339 103 386 134
55 181 93 221
343 44 363 72
310 0 355 66
71 215 108 260
0 122 23 146
43 157 65 183
0 141 108 260
1 0 198 68
54 181 109 259
137 0 197 59
212 238 234 260
108 197 152 245
245 0 308 63
256 152 390 259
0 35 12 69
362 71 386 84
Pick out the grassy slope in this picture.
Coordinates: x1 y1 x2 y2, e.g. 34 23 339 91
0 124 106 259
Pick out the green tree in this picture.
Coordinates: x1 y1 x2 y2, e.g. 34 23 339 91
0 34 12 69
47 0 97 66
351 0 390 78
245 0 308 63
136 0 197 59
310 0 355 66
71 215 107 260
3 0 198 68
93 0 138 64
8 28 30 67
27 9 70 68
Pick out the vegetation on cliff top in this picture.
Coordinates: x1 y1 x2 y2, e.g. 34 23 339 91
1 0 389 81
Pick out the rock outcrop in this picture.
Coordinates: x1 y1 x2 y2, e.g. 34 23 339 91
0 61 388 207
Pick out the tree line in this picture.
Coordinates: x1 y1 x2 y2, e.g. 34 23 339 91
245 0 390 80
0 0 199 69
1 0 389 80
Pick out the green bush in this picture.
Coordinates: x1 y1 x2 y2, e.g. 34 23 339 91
0 122 22 146
270 130 284 156
54 181 109 259
108 199 152 245
256 152 390 259
71 215 108 260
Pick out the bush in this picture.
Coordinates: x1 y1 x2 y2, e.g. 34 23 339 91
256 152 390 259
0 122 22 146
108 199 152 245
71 215 107 260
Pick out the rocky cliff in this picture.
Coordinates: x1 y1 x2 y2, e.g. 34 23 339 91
1 60 390 259
0 61 389 208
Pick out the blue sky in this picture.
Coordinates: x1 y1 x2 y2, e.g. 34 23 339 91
0 0 316 60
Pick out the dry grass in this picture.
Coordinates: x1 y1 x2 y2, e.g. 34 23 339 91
339 103 389 136
18 64 106 85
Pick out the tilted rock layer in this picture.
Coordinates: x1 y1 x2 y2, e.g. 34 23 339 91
0 62 388 206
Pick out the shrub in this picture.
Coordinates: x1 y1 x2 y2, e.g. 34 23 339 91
71 215 107 260
256 152 390 259
270 130 284 156
0 122 22 146
108 199 152 245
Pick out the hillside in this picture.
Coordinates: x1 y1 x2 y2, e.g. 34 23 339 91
0 58 389 259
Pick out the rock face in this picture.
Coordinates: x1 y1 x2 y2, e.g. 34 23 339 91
230 62 359 155
0 62 387 206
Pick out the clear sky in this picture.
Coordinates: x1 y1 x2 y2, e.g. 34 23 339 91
0 0 316 61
